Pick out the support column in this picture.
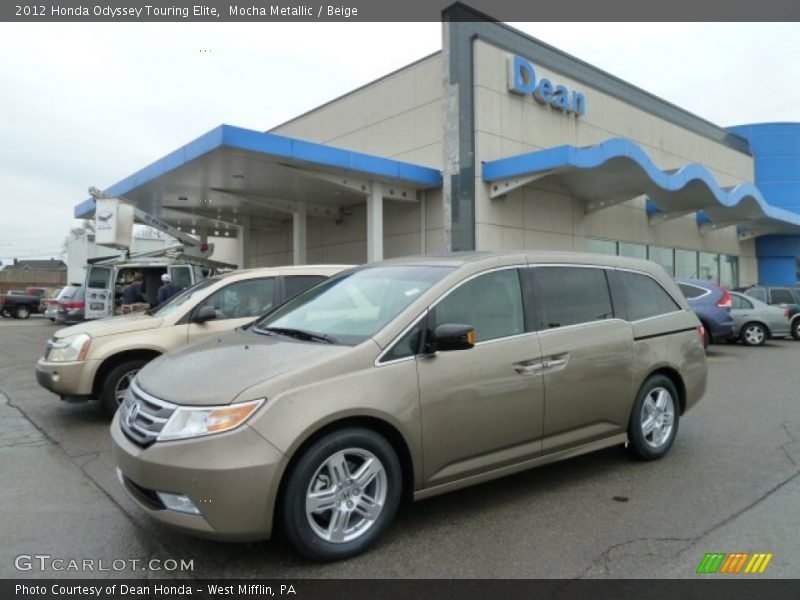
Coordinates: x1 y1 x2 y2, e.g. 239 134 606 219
237 215 251 268
420 191 427 254
293 201 307 265
367 183 384 263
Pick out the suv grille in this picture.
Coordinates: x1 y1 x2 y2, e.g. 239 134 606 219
120 380 176 447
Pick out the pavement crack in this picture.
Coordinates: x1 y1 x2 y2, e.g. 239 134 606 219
779 421 800 466
570 467 800 580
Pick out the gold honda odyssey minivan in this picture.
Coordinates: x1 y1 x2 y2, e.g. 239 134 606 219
112 252 707 561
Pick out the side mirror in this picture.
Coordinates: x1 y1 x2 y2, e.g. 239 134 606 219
432 323 476 352
194 305 217 323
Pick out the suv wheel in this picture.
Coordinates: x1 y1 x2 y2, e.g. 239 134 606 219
281 428 402 561
100 359 147 416
627 375 680 461
740 322 767 346
15 305 30 319
792 318 800 341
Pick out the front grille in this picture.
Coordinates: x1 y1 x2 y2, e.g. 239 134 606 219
119 380 176 447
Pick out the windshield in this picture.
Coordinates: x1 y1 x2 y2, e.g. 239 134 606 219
253 266 454 345
150 277 219 317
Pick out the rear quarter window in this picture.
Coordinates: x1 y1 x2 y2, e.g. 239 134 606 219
615 271 681 322
769 289 795 305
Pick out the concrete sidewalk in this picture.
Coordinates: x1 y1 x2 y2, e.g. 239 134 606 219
0 392 186 579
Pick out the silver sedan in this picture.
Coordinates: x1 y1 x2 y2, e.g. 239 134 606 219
730 292 792 346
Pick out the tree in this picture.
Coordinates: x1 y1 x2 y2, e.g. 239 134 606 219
61 220 95 257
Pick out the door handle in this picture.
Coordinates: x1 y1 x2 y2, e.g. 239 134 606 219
543 358 568 369
514 361 544 375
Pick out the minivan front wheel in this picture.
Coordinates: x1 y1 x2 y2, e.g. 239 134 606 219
281 428 402 561
627 375 679 460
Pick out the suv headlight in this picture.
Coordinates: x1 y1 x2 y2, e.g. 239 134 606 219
47 333 92 362
157 399 265 441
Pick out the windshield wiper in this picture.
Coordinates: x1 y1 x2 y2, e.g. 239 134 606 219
257 326 337 344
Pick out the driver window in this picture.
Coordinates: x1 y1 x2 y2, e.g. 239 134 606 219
433 269 524 343
196 278 275 321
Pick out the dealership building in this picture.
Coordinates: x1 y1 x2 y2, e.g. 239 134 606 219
75 6 800 287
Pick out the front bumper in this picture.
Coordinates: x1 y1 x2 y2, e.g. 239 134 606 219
111 411 287 541
35 357 98 398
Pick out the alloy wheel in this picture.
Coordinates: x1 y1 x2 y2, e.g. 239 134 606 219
114 370 139 407
743 324 765 346
305 448 387 544
640 387 675 449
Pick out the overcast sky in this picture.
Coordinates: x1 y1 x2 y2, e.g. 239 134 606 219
1 22 798 266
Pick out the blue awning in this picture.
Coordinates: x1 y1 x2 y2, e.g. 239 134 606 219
74 125 442 234
482 138 800 237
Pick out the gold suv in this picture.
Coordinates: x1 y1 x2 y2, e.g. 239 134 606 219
36 265 348 414
111 252 707 561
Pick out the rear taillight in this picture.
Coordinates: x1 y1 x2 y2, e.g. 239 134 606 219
62 302 84 310
697 324 705 344
785 308 791 318
716 288 732 309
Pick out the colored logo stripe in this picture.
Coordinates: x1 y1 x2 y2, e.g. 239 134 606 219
744 553 773 574
697 552 773 574
697 553 726 573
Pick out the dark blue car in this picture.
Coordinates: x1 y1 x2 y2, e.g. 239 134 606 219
675 278 734 347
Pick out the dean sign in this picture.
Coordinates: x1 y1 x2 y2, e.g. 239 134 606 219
507 55 587 117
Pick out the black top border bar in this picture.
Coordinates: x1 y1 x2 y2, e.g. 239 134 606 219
2 0 800 22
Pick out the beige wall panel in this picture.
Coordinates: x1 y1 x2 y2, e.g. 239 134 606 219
385 232 423 258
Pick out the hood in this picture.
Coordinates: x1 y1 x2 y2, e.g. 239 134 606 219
135 328 352 406
55 314 165 339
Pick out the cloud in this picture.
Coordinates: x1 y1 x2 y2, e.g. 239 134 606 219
0 21 798 264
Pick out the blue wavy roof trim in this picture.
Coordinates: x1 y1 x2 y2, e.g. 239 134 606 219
482 137 800 229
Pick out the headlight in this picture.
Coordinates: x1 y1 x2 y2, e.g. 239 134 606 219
157 399 265 441
47 334 92 362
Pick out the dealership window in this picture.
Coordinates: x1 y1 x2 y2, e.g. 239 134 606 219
675 249 698 279
698 252 719 283
618 242 647 260
720 255 739 289
586 239 617 256
648 246 675 276
586 239 738 287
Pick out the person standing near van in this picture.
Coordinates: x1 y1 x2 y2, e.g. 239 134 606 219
122 273 145 305
156 273 184 306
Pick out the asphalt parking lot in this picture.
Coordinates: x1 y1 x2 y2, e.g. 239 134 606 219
2 316 799 579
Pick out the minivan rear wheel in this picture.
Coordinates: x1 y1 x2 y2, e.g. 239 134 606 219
627 375 680 461
100 359 147 417
281 428 402 561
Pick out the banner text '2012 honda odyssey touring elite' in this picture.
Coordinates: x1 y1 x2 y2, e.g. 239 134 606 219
112 252 707 561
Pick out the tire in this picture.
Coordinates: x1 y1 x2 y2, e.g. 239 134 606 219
1 309 11 318
627 375 680 461
15 305 30 319
792 317 800 341
740 322 767 347
281 427 402 561
100 359 148 417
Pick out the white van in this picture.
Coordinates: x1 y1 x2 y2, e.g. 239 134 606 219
83 256 226 320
